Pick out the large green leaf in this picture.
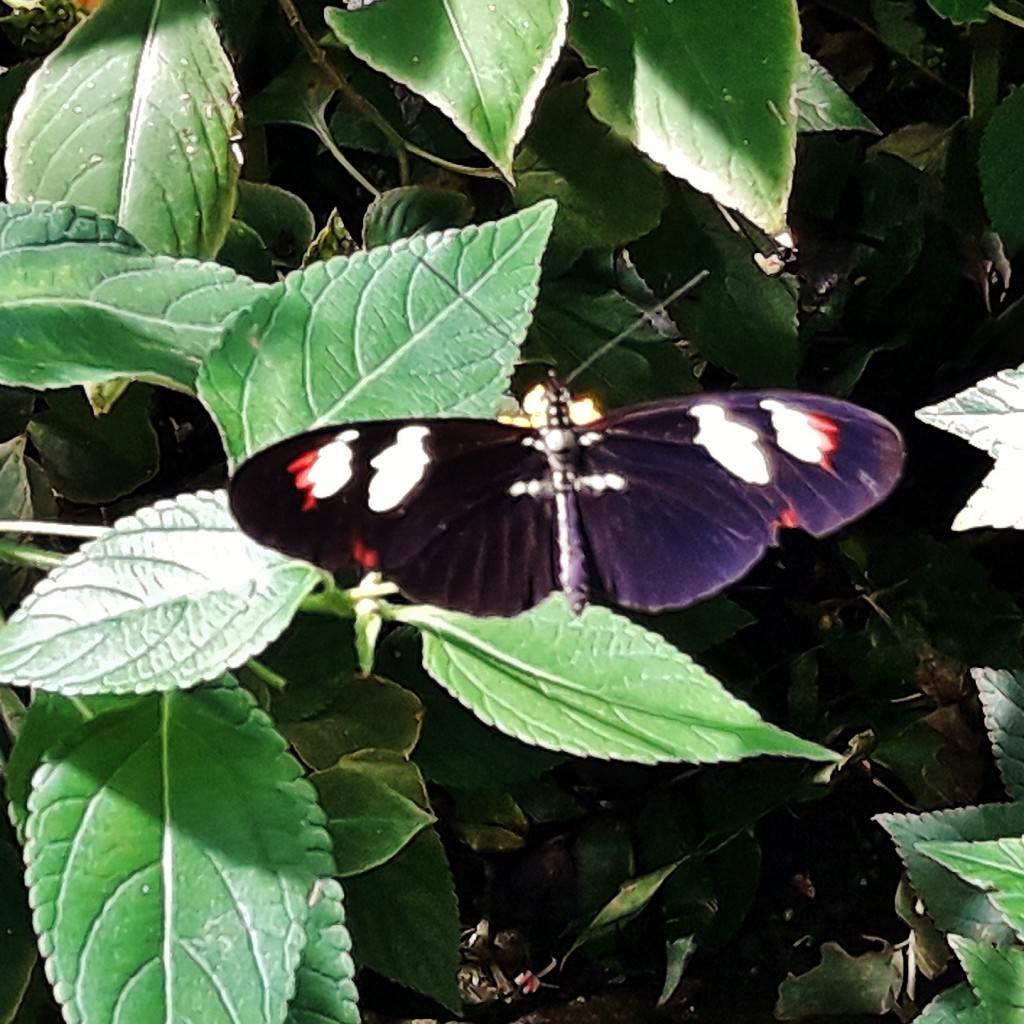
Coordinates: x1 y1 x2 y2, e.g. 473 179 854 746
0 491 319 695
571 0 800 232
198 202 556 463
0 202 268 391
6 0 239 258
325 0 567 177
25 683 333 1024
397 597 835 764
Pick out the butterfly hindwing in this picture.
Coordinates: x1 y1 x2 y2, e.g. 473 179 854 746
575 391 904 610
229 419 557 616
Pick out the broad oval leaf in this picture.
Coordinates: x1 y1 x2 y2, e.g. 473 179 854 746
571 0 800 232
0 202 268 391
325 0 567 177
397 597 835 765
197 202 556 463
24 682 334 1024
0 491 319 695
6 0 240 258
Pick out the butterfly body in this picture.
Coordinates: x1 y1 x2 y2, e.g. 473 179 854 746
229 383 904 617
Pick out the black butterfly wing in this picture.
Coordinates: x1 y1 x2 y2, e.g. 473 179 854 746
229 419 556 617
576 391 904 611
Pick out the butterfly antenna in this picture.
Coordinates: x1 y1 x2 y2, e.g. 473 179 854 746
563 269 709 386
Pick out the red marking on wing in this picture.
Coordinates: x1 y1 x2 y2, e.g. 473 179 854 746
352 537 379 569
287 449 320 512
779 507 800 529
806 413 840 470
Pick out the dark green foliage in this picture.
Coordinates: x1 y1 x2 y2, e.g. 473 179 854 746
1 2 1024 1022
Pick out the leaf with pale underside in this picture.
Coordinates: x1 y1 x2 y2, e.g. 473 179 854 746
397 597 836 765
0 491 319 695
0 202 268 391
917 364 1024 531
25 682 333 1024
197 202 556 464
325 0 567 178
6 0 239 259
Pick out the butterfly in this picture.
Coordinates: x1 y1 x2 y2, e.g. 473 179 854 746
228 378 904 617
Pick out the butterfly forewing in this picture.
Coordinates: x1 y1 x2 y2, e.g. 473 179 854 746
228 419 557 616
574 391 904 610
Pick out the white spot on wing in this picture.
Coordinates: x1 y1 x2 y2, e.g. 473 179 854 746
760 399 837 465
690 403 770 485
305 429 358 498
367 425 431 513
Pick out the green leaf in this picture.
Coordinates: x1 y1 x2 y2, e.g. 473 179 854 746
0 491 319 695
0 434 55 607
571 0 799 232
284 676 423 769
6 0 240 258
5 692 89 838
917 364 1024 531
512 80 666 252
362 186 473 249
313 755 435 875
632 186 799 385
0 202 269 391
877 803 1024 944
923 836 1024 940
235 181 316 269
27 385 158 503
774 941 902 1019
950 936 1024 1020
917 983 987 1023
925 0 989 24
325 0 567 177
398 597 836 764
981 87 1024 257
344 828 461 1011
289 877 361 1024
794 55 878 135
569 860 678 956
973 668 1024 801
25 683 333 1024
197 202 556 463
